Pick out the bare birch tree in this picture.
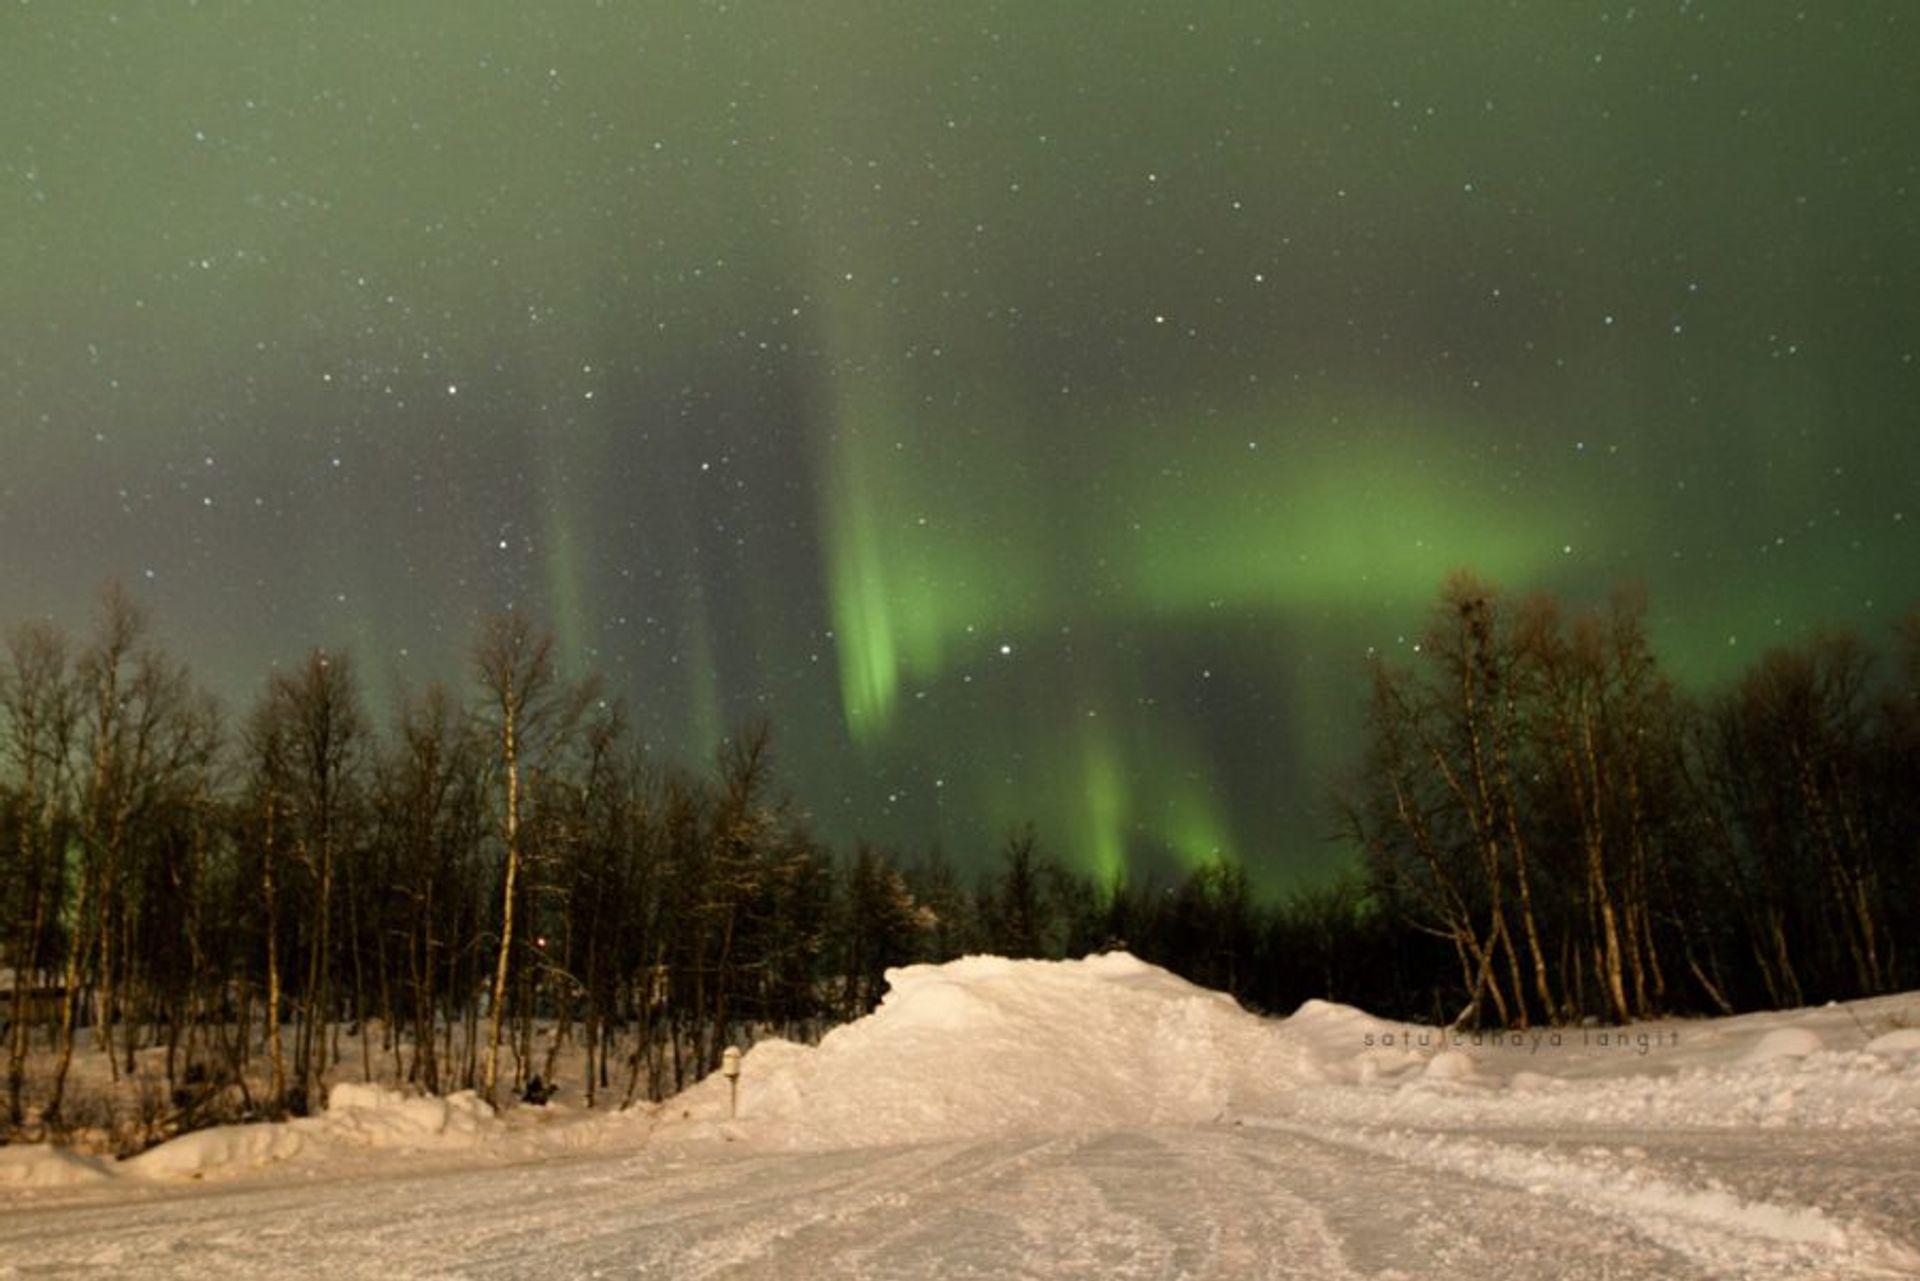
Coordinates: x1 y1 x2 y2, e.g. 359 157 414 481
1 622 79 1125
472 614 588 1107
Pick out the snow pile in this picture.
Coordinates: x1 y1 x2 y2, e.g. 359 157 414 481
123 1084 499 1181
666 952 1320 1149
0 1143 113 1189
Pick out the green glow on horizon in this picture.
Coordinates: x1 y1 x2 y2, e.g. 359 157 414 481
985 711 1238 885
1162 768 1234 871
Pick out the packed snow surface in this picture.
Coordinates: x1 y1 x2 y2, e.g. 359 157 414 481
4 953 1919 1279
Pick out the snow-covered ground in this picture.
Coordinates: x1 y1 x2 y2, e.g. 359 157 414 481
4 953 1918 1278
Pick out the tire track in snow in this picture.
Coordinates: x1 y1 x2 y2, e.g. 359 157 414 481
1239 1114 1920 1279
655 1132 1109 1279
6 1121 1912 1277
655 1127 1365 1280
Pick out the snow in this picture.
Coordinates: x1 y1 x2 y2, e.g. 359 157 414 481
1866 1027 1920 1056
117 1084 500 1182
0 1144 111 1190
3 953 1918 1278
1738 1026 1827 1064
660 952 1322 1149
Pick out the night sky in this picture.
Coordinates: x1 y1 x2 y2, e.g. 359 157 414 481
5 4 1916 890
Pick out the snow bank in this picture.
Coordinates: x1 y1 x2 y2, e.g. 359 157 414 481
0 1143 113 1189
321 1083 496 1146
665 952 1320 1149
121 1084 500 1182
1279 991 1920 1134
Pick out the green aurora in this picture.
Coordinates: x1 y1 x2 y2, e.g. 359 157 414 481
4 3 1915 889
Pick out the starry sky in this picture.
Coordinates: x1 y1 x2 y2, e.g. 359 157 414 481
4 3 1916 890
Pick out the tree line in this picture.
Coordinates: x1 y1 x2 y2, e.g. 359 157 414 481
1341 572 1920 1029
2 576 1915 1149
2 589 880 1138
0 586 1372 1148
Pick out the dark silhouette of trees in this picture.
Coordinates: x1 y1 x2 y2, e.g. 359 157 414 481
979 823 1056 959
831 844 918 1021
1344 575 1919 1027
2 575 1915 1150
2 621 80 1126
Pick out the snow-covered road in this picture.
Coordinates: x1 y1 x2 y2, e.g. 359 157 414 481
6 1118 1916 1278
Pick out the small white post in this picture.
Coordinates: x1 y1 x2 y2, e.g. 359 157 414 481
721 1045 741 1119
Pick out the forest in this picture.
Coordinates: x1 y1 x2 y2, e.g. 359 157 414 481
2 575 1916 1150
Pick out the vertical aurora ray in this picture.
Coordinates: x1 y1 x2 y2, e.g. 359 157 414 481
1080 711 1236 882
681 580 724 762
805 284 1055 744
820 413 905 739
1074 721 1128 885
539 477 589 678
818 408 1047 741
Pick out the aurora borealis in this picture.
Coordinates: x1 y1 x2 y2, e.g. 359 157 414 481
4 4 1915 889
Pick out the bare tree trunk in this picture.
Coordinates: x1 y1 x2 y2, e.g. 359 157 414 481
5 832 52 1126
298 837 334 1110
483 717 519 1106
472 615 582 1107
346 855 372 1083
263 795 287 1112
119 871 140 1079
1685 951 1735 1016
1502 811 1556 1022
621 978 648 1108
44 864 94 1123
1764 909 1802 1008
5 953 37 1126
